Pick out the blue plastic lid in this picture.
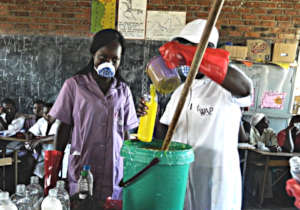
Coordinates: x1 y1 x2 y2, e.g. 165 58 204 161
83 165 90 170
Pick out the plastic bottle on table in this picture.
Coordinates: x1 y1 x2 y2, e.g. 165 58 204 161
26 176 44 210
17 190 34 210
83 165 93 196
0 191 17 210
137 84 158 142
41 189 62 210
11 184 26 205
78 170 89 200
55 180 70 210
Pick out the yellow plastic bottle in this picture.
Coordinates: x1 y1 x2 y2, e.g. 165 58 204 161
137 84 158 142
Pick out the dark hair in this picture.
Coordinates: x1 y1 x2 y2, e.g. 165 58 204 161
33 99 45 105
44 102 53 109
1 98 16 109
76 29 126 83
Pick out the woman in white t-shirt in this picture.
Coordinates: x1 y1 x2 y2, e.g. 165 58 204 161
138 19 253 210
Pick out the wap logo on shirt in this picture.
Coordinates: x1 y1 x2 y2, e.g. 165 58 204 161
190 103 214 116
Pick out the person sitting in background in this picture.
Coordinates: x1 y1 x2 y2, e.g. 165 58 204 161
0 98 25 134
23 99 44 131
26 103 60 179
277 115 300 153
250 113 281 152
0 98 35 193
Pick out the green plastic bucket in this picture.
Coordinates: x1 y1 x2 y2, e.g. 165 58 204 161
121 139 194 210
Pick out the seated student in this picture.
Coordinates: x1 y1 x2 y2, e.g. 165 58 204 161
277 115 300 153
0 98 25 134
23 100 44 131
250 113 281 152
0 98 35 193
26 103 60 179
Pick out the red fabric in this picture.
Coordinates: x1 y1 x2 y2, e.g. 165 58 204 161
277 130 287 147
104 197 122 210
159 41 229 84
44 150 63 195
277 129 300 152
286 178 300 208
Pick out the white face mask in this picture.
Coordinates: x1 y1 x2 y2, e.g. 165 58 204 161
294 122 300 130
94 62 116 78
175 65 190 77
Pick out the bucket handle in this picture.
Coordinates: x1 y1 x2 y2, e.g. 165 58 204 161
119 157 160 188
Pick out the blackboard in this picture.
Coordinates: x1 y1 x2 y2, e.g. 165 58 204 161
0 34 171 115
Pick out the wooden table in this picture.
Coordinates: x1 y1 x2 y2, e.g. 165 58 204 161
239 145 300 206
0 135 54 189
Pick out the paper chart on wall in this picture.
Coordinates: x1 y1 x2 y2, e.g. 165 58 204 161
261 91 287 109
91 0 116 33
117 0 147 39
146 11 186 41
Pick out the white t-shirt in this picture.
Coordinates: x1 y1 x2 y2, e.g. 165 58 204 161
29 117 59 136
29 117 60 178
160 78 251 210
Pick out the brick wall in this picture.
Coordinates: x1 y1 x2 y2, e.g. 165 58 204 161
0 0 299 44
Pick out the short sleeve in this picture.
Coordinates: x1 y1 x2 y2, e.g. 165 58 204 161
49 78 75 125
29 120 42 136
123 86 138 131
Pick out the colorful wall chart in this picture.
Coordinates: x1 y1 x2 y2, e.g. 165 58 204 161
261 91 287 110
91 0 116 33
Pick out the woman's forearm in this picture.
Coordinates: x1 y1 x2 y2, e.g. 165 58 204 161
54 121 71 152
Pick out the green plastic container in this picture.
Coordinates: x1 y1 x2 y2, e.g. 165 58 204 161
121 139 194 210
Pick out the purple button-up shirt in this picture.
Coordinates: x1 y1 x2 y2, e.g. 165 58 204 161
49 72 138 200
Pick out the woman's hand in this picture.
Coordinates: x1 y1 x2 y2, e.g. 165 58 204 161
136 97 148 118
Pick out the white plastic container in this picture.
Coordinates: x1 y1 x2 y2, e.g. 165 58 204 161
83 165 94 196
11 184 26 205
41 189 62 210
27 176 44 210
0 191 17 210
55 180 70 210
290 156 300 183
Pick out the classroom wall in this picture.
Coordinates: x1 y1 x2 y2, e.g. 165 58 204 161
0 0 299 43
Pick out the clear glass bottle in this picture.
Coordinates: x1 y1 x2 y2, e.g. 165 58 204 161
137 84 158 142
26 176 44 210
55 180 70 210
0 191 17 210
17 190 34 210
11 184 26 205
83 165 93 196
78 170 89 200
41 189 62 210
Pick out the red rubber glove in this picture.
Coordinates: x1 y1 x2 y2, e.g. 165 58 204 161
159 41 229 84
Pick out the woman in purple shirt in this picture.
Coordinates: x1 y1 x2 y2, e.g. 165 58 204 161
49 29 139 201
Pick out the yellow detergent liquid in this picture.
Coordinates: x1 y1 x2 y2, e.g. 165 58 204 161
137 84 158 142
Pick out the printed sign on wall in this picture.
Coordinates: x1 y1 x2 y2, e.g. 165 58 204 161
146 11 186 41
261 91 287 110
117 0 147 39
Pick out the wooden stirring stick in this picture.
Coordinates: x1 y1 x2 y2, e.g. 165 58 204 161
161 0 226 151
